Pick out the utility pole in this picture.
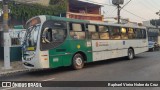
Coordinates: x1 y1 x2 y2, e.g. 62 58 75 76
2 0 12 70
112 0 124 24
117 4 121 24
3 0 9 31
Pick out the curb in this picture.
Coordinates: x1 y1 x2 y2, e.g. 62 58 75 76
0 69 29 77
0 69 45 77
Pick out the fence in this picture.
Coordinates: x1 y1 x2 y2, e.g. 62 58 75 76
9 29 26 46
0 29 26 61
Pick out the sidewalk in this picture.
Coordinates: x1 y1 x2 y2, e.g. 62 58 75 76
0 60 28 76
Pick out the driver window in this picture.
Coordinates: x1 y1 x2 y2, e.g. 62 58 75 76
42 28 52 43
40 20 67 51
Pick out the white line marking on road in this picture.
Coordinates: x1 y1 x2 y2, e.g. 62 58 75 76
42 78 55 81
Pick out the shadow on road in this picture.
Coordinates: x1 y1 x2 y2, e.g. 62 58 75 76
1 55 148 78
24 56 147 76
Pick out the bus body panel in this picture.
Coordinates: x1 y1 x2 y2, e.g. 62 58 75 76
92 39 148 61
39 51 49 68
48 39 93 68
23 15 149 69
69 40 92 62
23 15 48 69
48 40 72 68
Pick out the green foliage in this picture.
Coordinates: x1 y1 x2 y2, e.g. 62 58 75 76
0 0 67 21
50 0 65 5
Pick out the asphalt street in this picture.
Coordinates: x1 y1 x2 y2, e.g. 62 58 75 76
0 51 160 90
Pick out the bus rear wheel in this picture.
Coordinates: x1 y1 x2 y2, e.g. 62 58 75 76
72 54 84 70
128 48 134 60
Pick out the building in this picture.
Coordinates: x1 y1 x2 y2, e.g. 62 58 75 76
143 21 160 43
67 0 103 21
15 0 50 6
14 0 103 21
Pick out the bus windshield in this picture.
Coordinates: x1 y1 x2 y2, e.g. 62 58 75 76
24 25 40 51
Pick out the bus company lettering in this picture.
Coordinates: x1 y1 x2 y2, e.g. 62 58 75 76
10 82 42 87
96 42 99 47
87 42 91 47
53 58 59 62
96 42 108 47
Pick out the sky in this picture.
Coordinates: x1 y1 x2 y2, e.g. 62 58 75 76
82 0 160 23
0 0 159 23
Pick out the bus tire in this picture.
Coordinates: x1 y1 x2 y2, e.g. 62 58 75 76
72 53 84 70
128 48 134 60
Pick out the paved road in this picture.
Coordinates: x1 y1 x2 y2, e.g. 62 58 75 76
1 51 160 90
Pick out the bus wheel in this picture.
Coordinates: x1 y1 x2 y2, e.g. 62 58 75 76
72 54 84 70
128 49 134 60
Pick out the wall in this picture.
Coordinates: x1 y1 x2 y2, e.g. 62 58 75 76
0 46 4 60
15 0 50 6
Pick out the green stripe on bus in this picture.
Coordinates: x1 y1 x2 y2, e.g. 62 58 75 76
49 39 93 68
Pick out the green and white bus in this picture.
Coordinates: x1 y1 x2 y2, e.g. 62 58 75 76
22 15 148 70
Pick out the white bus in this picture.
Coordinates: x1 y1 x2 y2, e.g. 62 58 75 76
22 15 148 70
158 36 160 46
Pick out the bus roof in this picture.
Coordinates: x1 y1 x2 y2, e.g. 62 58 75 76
46 15 146 29
90 21 146 29
46 15 90 23
29 15 146 29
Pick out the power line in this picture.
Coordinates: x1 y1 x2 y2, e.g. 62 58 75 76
137 0 157 13
152 0 160 8
106 0 132 17
120 0 132 10
122 9 147 20
84 0 117 16
145 0 159 11
107 7 117 16
84 0 147 21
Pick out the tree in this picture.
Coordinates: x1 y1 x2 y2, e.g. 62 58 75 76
150 19 160 26
0 0 67 26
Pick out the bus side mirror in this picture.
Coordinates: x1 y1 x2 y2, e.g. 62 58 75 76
42 28 52 43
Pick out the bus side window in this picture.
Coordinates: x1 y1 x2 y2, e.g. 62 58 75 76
142 29 146 39
88 25 99 39
52 29 66 41
99 26 110 40
70 23 85 40
128 28 135 39
121 27 128 39
110 26 121 40
135 29 142 39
